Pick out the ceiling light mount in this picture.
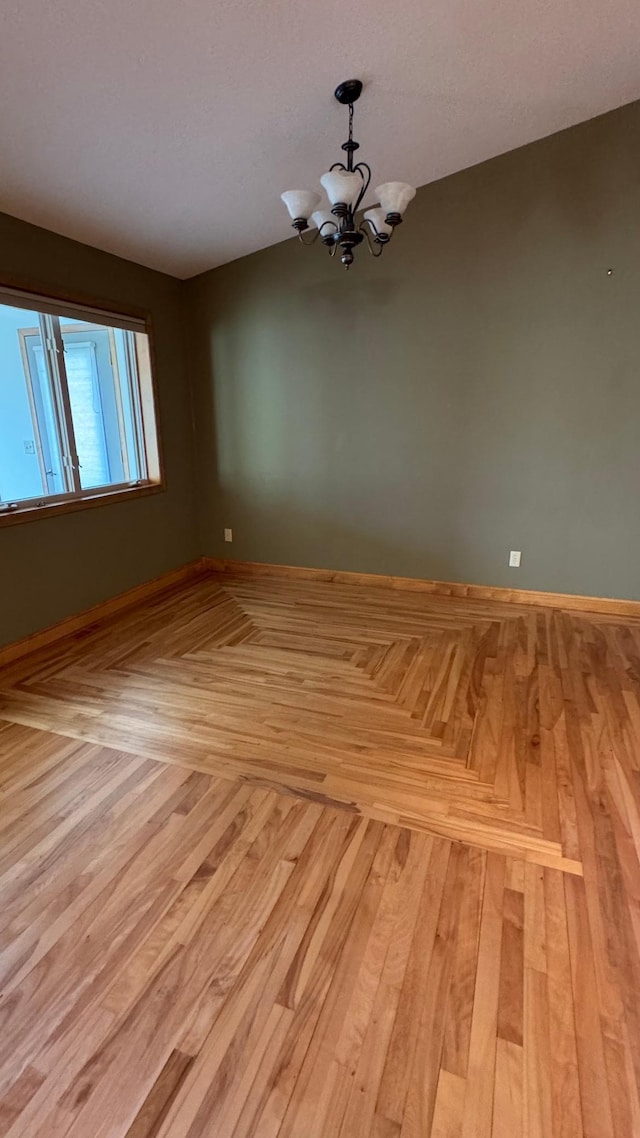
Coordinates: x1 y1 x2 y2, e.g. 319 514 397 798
280 80 416 269
334 78 363 105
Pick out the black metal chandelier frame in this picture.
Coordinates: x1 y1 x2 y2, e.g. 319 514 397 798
291 80 403 268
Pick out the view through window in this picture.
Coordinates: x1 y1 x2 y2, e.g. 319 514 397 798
0 289 159 513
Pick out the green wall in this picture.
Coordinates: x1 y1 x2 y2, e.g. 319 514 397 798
0 211 199 647
188 100 640 601
2 98 640 652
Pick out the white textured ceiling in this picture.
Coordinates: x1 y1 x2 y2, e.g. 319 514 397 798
1 0 640 278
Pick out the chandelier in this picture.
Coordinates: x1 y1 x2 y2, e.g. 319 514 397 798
280 80 416 269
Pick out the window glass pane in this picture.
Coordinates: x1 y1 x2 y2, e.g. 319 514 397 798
28 341 67 494
0 291 156 514
61 319 146 491
113 328 142 482
0 302 59 503
64 339 112 488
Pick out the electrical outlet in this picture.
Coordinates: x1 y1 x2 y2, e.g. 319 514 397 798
24 440 36 455
224 528 233 543
509 550 521 568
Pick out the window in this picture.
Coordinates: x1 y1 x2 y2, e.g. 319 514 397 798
0 286 161 521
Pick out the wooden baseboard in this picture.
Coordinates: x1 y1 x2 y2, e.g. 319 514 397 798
0 559 208 668
205 557 640 619
4 554 638 671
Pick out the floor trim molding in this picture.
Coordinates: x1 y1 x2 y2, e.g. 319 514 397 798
0 558 208 668
206 557 640 618
4 554 639 670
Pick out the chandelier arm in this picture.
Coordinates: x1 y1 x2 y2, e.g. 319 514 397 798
298 220 340 246
360 215 393 242
329 161 348 173
297 227 322 247
360 216 380 239
359 222 385 258
352 162 371 214
320 220 339 237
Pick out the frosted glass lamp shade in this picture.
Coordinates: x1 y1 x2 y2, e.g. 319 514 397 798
311 210 338 234
364 208 393 238
320 170 362 208
281 190 321 221
374 181 416 217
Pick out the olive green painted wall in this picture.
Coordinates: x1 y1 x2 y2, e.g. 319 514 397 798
2 98 640 651
188 100 640 600
0 211 199 647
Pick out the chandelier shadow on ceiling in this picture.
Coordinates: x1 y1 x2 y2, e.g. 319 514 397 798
281 79 416 270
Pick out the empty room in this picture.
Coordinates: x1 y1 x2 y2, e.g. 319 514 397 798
1 1 640 1134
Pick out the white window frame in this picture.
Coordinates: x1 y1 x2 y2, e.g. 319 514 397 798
0 284 163 526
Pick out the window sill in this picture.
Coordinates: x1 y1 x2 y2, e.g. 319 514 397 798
0 481 164 528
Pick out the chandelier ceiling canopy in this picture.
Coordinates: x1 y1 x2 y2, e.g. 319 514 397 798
281 80 416 270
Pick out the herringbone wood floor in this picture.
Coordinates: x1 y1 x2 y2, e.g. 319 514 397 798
0 570 639 1135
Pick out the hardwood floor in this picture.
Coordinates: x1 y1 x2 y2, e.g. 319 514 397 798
0 571 639 1135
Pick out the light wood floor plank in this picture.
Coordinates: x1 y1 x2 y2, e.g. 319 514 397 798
0 572 638 1135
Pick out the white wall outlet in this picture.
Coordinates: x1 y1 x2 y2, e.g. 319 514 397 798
509 550 521 568
224 528 233 543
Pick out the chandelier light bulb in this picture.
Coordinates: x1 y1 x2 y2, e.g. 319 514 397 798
319 170 362 210
311 210 339 237
280 190 321 224
374 181 416 219
363 208 393 239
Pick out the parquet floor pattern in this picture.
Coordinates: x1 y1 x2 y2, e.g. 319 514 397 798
0 571 624 869
0 571 639 1135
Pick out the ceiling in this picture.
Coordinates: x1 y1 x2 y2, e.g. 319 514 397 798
2 1 640 279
